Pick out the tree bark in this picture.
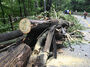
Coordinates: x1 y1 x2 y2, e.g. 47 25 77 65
0 43 31 67
18 0 23 17
19 18 59 34
27 30 48 67
46 0 52 11
44 0 46 12
8 15 14 31
22 0 27 17
0 30 23 42
0 0 6 24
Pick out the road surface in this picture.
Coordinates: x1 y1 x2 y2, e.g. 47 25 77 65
74 15 90 28
46 15 90 67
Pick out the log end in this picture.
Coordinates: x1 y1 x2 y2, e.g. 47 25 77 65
19 18 31 34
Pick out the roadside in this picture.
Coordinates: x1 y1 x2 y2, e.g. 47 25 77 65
74 12 90 17
46 15 90 67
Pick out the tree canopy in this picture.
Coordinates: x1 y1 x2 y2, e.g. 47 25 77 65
0 0 90 22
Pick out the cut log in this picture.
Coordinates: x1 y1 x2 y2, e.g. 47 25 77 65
0 30 23 42
52 35 57 58
34 25 56 67
44 25 56 52
24 21 58 48
0 43 31 67
27 30 48 67
0 36 25 52
19 18 59 34
19 18 31 34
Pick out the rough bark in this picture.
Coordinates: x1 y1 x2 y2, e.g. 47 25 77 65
19 18 59 34
0 43 31 67
24 20 58 48
40 25 56 65
27 30 48 67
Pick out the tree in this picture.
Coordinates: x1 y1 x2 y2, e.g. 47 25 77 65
46 0 52 11
22 0 28 17
18 0 23 17
0 0 6 24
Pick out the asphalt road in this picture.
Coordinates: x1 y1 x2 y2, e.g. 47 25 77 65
74 15 90 28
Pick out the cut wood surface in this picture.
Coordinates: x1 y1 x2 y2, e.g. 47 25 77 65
0 43 31 67
19 18 59 34
0 30 23 42
19 18 31 34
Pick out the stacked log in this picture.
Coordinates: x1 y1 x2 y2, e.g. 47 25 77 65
0 18 72 67
18 18 70 67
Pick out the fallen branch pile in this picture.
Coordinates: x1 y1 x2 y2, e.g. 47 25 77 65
0 18 73 67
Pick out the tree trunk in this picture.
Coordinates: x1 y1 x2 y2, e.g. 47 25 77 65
0 30 23 42
27 30 48 67
28 0 30 15
0 0 6 24
19 18 59 34
46 0 52 11
8 15 14 31
18 0 23 17
44 0 46 12
22 0 27 17
0 43 31 67
40 0 43 12
10 0 14 16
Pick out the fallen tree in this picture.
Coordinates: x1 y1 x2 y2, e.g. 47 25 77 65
0 18 74 67
25 18 71 67
0 30 23 42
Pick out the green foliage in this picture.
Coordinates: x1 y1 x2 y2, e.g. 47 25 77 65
49 10 84 32
52 0 90 12
0 0 89 33
64 15 85 32
0 21 19 33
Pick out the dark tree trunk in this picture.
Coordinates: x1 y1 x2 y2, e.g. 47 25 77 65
8 15 14 31
18 0 23 17
10 0 14 16
44 0 46 12
40 0 43 12
0 30 23 42
0 0 6 24
46 0 52 11
22 0 27 17
28 0 30 15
